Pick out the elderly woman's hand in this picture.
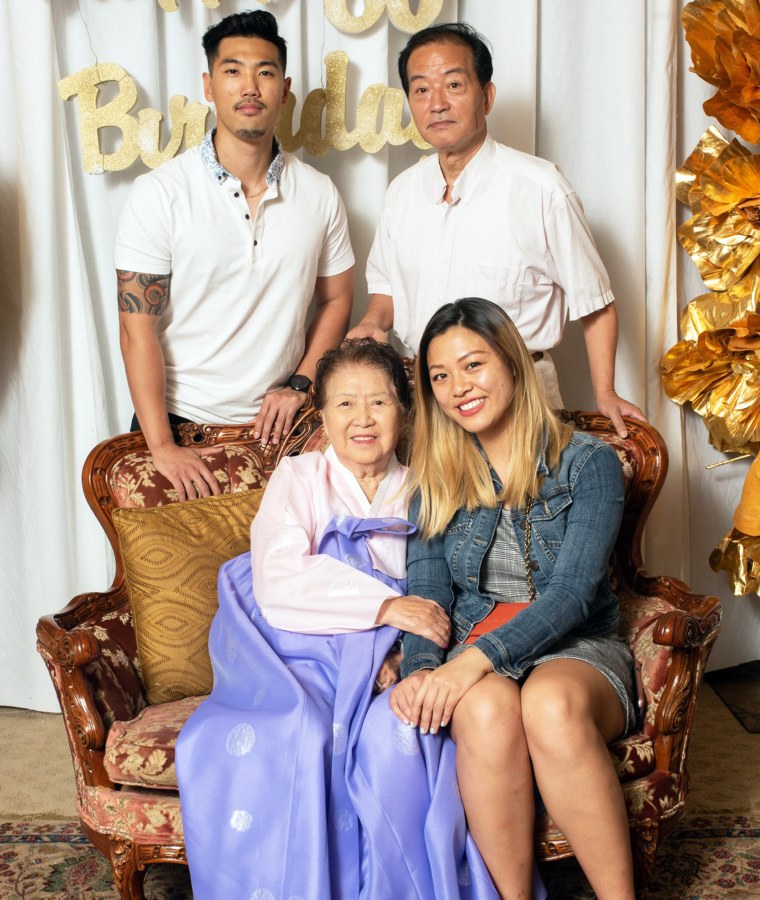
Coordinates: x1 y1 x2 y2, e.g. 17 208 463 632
375 596 450 648
372 643 403 695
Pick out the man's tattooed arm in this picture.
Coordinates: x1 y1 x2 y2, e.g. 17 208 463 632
117 270 170 315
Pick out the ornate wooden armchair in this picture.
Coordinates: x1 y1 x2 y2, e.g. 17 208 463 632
37 409 720 897
36 415 319 899
535 412 722 887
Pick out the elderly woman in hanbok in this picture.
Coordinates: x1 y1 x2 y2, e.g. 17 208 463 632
177 339 521 900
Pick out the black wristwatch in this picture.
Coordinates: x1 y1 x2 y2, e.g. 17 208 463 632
287 374 312 393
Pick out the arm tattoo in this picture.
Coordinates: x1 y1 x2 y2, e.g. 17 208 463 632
117 270 170 316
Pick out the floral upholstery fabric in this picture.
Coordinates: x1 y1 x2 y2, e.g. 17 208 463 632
619 590 675 735
110 445 268 508
606 439 636 496
83 605 147 730
80 784 184 844
104 696 205 790
608 734 656 783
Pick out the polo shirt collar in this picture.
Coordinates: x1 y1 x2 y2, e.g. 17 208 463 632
428 132 496 205
199 129 285 186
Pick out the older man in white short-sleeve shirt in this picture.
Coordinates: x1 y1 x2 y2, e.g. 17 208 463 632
350 22 644 437
115 10 354 501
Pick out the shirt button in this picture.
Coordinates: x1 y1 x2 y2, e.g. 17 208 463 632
245 214 250 220
519 520 526 530
531 560 539 571
254 240 258 246
234 191 240 198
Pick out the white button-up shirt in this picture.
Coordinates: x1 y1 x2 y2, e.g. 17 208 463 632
367 133 614 355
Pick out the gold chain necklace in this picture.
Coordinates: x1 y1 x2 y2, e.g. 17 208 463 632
523 496 537 604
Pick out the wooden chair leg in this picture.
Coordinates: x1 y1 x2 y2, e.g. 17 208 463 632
631 821 658 893
110 837 146 900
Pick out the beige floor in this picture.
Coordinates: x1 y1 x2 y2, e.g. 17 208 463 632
0 706 76 818
0 683 757 821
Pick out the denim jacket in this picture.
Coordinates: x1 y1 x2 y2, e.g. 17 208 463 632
401 431 624 680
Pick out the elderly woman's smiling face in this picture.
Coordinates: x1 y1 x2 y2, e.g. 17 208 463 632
320 363 403 479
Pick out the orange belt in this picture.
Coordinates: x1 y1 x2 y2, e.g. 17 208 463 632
464 601 529 643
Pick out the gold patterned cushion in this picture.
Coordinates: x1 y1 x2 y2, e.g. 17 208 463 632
112 489 264 704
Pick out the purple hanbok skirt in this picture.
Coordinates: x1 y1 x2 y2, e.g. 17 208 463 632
177 549 545 899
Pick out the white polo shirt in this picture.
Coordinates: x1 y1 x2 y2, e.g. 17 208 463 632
114 134 354 424
366 133 614 356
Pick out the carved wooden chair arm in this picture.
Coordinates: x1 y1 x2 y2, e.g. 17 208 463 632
652 606 721 650
37 616 101 666
632 573 721 649
36 612 108 747
36 582 144 762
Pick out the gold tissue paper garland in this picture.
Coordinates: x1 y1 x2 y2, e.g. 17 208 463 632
669 1 760 594
682 0 760 144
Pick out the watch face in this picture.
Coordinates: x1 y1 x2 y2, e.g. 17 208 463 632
288 375 312 393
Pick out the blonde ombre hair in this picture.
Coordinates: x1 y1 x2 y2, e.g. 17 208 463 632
407 298 572 539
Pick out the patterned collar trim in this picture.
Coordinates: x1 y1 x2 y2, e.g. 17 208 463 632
199 129 285 185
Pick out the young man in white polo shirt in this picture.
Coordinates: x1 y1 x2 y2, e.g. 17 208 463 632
115 10 354 500
349 22 644 439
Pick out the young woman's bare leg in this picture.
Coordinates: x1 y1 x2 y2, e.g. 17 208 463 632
521 659 635 900
450 673 535 899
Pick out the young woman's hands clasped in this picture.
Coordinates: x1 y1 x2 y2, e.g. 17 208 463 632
389 646 492 735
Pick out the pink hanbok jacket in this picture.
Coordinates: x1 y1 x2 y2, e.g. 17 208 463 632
251 446 409 634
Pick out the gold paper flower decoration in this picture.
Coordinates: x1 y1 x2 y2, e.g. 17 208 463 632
661 289 760 454
710 452 760 593
677 127 760 290
683 0 760 144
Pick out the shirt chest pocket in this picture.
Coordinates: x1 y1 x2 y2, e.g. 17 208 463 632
470 263 524 314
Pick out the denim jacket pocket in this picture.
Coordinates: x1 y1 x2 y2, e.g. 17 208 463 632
529 486 572 556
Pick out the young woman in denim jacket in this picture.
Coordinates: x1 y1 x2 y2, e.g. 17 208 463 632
390 298 637 900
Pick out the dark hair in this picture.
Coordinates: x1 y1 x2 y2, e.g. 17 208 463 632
397 22 493 96
202 10 287 72
314 339 411 411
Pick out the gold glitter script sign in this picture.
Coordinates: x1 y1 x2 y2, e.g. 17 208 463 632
323 0 443 34
157 0 269 10
155 0 438 32
59 64 210 173
60 53 428 172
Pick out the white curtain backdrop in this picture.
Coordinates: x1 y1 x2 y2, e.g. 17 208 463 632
1 0 756 712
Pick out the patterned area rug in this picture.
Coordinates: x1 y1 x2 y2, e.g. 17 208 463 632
542 814 760 898
1 815 759 899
